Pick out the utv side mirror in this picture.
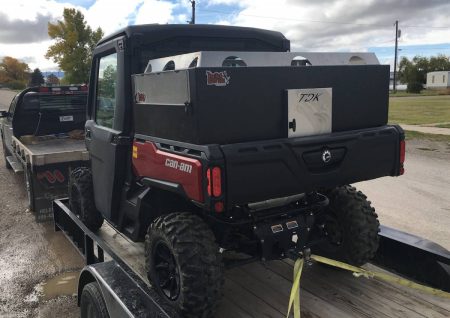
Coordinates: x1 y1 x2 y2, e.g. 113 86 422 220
0 111 8 118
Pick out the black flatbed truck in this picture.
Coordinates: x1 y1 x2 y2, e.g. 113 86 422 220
0 86 88 221
53 198 450 318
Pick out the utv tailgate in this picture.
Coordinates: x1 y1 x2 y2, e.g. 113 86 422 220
221 125 403 205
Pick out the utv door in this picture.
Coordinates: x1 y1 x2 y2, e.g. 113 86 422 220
86 40 129 222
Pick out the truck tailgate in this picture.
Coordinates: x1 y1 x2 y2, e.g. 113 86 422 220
221 125 403 205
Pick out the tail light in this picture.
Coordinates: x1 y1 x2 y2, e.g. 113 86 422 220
207 167 224 213
207 167 222 197
399 139 405 175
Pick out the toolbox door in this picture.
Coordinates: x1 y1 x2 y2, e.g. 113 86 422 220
287 87 332 138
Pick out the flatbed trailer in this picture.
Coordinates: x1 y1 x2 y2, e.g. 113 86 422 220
53 198 450 318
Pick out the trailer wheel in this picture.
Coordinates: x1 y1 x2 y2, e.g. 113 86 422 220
145 212 224 318
80 282 109 318
69 167 104 231
315 185 380 266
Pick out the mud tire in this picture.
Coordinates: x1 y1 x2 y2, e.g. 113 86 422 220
69 167 104 231
315 185 380 266
145 212 224 318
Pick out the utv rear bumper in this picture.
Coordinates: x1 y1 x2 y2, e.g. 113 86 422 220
221 125 404 205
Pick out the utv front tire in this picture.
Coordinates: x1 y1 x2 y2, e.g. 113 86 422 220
145 212 224 318
315 185 380 266
69 167 104 231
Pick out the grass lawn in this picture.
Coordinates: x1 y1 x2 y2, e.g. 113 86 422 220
389 95 450 125
404 130 450 142
389 90 445 97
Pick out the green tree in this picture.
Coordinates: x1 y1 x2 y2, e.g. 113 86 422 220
398 55 450 93
45 8 103 84
0 56 30 89
46 73 60 85
99 64 117 98
29 68 45 86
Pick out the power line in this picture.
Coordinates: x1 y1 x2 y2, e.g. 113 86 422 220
199 8 391 28
198 8 450 30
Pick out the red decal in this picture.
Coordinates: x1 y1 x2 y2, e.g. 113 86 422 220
132 141 204 202
135 91 147 103
206 71 230 86
37 170 65 184
53 170 65 183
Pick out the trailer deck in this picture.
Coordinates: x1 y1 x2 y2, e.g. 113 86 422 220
96 222 450 318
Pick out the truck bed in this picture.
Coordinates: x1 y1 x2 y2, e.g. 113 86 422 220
12 135 88 166
97 222 450 318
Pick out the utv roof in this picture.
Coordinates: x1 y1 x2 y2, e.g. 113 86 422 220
97 24 290 51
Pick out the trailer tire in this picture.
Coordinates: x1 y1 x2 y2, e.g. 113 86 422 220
145 212 224 318
80 282 109 318
315 185 380 266
69 167 104 231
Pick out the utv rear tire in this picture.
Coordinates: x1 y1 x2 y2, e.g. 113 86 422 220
69 167 104 231
315 185 380 266
145 212 224 318
80 282 109 318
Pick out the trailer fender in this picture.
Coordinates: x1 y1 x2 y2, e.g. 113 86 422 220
78 263 135 318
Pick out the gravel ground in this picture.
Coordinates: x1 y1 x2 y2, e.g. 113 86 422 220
0 89 84 317
0 89 448 317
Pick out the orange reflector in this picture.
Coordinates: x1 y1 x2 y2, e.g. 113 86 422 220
215 201 224 213
132 146 138 158
212 167 222 197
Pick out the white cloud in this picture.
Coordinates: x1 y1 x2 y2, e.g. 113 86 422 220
134 0 176 25
1 0 449 72
84 0 143 34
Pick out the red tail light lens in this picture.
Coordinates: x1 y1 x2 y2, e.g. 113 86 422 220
400 140 405 164
206 167 222 197
399 140 405 175
212 167 222 197
214 201 224 213
39 87 49 92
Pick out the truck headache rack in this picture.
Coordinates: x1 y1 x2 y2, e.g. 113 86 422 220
53 199 179 318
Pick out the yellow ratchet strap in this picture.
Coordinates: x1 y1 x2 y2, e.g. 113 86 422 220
286 254 450 318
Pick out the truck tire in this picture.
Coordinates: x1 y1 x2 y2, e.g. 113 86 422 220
24 167 34 211
145 212 224 318
2 139 12 170
80 282 110 318
69 167 104 231
315 185 380 266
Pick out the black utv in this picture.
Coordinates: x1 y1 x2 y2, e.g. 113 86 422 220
68 24 404 317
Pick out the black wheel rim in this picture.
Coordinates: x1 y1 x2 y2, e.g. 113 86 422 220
152 241 180 300
323 213 344 246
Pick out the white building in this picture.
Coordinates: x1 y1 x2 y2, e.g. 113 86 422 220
426 71 450 89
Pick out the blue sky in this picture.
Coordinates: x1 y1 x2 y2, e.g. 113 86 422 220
1 0 450 71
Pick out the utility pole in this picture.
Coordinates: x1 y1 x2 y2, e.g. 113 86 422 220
189 1 196 24
393 20 399 93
